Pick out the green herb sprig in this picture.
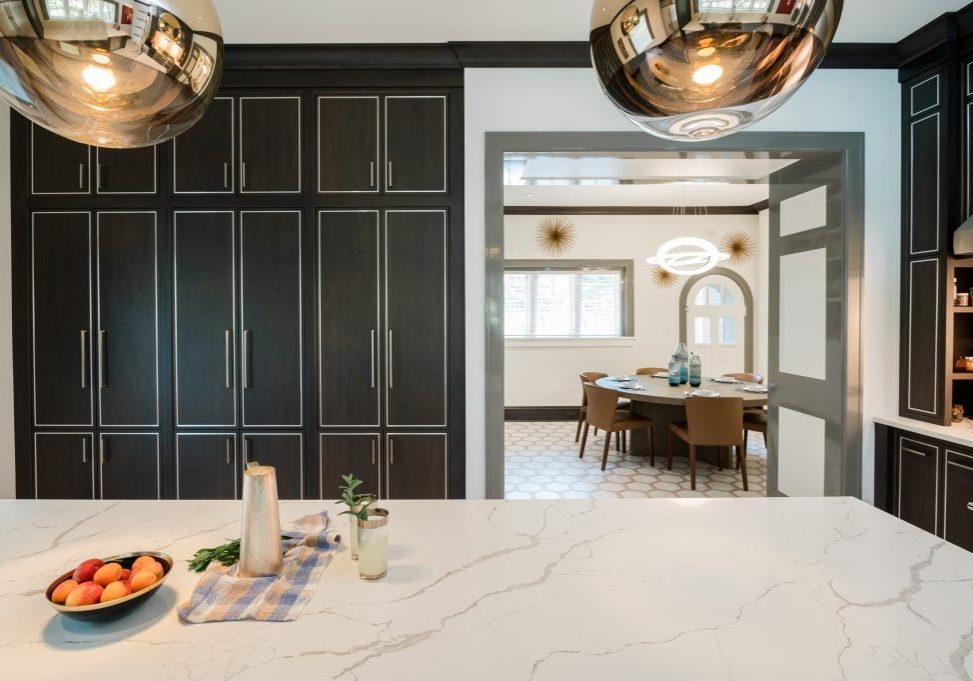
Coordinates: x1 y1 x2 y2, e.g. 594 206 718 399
188 539 241 573
338 474 374 521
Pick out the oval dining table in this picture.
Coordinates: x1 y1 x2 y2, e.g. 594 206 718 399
594 376 769 465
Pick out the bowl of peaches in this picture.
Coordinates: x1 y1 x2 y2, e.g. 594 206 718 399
45 553 173 620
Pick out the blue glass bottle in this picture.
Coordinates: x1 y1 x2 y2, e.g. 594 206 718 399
667 354 681 387
689 354 702 388
674 342 689 385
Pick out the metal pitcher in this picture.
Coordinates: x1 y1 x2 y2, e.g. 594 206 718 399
238 462 283 578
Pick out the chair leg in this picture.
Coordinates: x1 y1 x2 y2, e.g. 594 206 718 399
648 427 655 467
622 431 627 454
579 423 589 459
738 445 749 492
593 428 598 437
718 446 724 471
667 430 674 470
575 417 583 443
741 429 749 469
689 445 697 490
615 431 621 452
601 432 612 471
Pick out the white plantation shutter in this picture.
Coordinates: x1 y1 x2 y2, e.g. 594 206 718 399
504 267 624 338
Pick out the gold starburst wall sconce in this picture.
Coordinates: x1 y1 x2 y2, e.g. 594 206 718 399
649 265 679 289
721 231 756 266
536 217 577 257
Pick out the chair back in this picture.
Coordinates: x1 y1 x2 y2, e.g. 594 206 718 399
578 372 607 406
685 397 744 446
636 367 667 376
724 372 764 385
583 382 620 431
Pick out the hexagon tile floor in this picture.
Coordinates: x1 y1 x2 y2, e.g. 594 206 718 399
505 421 768 499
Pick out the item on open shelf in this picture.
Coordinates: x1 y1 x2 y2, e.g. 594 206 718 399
952 405 965 422
957 292 970 307
956 357 973 373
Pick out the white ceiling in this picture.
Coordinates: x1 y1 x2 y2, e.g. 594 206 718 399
505 183 770 207
215 0 969 45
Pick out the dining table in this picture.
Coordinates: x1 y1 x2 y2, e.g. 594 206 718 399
595 375 769 466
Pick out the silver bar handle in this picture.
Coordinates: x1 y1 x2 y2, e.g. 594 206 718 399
242 330 251 389
387 161 393 188
225 438 233 465
967 502 973 513
100 439 107 464
96 163 103 191
98 330 106 388
370 329 376 389
949 460 973 473
387 329 394 389
901 447 928 458
389 439 395 465
225 330 233 389
371 439 377 466
78 163 85 190
241 162 247 189
80 330 88 388
243 437 251 462
81 438 88 464
369 161 375 188
223 162 230 189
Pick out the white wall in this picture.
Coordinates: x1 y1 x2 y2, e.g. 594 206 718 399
504 213 761 406
0 102 12 499
465 68 901 502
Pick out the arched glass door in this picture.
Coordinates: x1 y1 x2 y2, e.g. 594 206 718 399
686 276 747 378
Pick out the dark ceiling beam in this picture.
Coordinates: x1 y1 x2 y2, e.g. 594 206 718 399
504 205 761 216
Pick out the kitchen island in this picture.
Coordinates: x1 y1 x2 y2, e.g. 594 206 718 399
0 498 971 680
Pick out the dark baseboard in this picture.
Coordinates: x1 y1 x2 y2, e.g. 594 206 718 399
505 406 579 422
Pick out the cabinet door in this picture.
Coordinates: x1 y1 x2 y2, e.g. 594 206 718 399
240 211 303 427
242 434 303 500
97 212 159 427
174 96 235 194
176 433 237 500
317 96 379 193
900 258 946 424
32 212 93 426
95 146 157 195
897 436 940 535
319 434 380 500
35 433 94 499
905 72 944 257
945 451 973 553
385 210 447 427
31 125 90 195
240 96 302 194
174 212 236 427
99 434 160 500
319 211 380 427
386 433 447 499
384 96 446 193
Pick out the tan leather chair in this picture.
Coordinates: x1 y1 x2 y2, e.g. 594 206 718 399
724 372 764 385
636 367 668 376
575 372 629 446
742 410 767 467
580 382 654 471
668 397 747 491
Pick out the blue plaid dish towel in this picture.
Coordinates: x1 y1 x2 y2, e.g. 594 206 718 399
178 511 340 624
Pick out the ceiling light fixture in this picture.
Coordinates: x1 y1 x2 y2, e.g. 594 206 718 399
590 0 843 142
0 0 224 148
647 237 730 276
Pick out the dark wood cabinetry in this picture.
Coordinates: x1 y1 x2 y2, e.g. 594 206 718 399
174 97 235 194
14 64 464 501
240 96 302 194
99 434 160 500
386 433 447 499
896 436 941 534
944 449 973 552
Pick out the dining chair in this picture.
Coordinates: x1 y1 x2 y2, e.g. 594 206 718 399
724 372 764 385
741 410 768 468
636 367 668 376
575 372 630 447
668 397 747 491
580 382 654 471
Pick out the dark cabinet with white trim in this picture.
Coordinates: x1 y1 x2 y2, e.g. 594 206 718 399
31 126 90 195
95 147 157 195
242 433 303 500
319 434 381 500
896 436 940 535
34 433 95 499
99 434 160 500
317 96 380 194
176 433 238 500
173 97 235 194
385 96 447 194
944 450 973 552
240 96 302 194
386 433 447 500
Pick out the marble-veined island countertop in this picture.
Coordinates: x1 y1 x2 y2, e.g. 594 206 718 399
0 498 971 680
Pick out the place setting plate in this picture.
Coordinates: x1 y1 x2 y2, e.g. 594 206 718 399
711 376 740 384
740 385 769 394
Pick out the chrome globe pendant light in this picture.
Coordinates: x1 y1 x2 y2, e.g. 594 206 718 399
0 0 223 148
590 0 843 142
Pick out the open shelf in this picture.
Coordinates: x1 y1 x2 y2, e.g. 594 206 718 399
955 307 973 313
953 373 973 380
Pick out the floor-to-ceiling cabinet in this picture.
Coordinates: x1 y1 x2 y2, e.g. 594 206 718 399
13 61 465 501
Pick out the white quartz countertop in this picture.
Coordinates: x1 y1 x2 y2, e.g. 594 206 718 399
874 414 973 449
1 498 972 680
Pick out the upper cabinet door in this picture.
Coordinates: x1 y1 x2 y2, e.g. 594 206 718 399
317 96 379 194
99 434 160 500
31 125 90 195
242 433 304 500
34 433 95 499
318 210 380 427
173 97 235 194
240 96 302 194
385 210 447 427
97 212 159 427
174 211 237 428
384 96 447 194
95 146 157 195
31 212 93 427
900 258 946 424
240 211 304 427
906 72 945 257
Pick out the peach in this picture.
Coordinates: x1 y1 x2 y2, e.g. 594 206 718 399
119 568 132 581
130 556 156 574
64 581 103 607
72 558 104 583
50 579 78 605
93 562 123 587
129 570 158 592
100 581 132 603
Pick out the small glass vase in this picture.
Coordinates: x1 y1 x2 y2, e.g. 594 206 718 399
348 494 377 561
356 508 389 581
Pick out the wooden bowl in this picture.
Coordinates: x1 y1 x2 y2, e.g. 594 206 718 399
45 552 173 621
